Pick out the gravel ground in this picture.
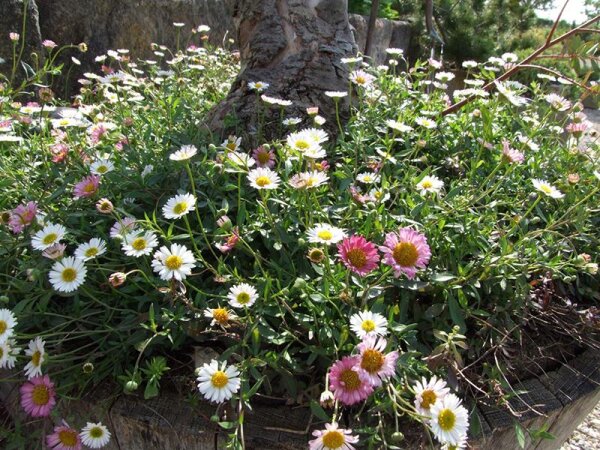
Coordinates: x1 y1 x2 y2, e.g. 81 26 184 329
560 402 600 450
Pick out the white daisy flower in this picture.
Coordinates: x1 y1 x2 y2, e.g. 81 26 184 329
413 375 451 416
31 223 67 250
90 159 114 175
435 71 455 82
109 217 137 240
24 337 46 379
226 151 256 169
325 91 348 98
303 145 327 159
260 95 292 106
0 339 20 369
307 224 347 245
369 188 390 202
283 117 302 126
350 69 375 88
49 256 87 293
247 167 281 190
386 48 404 56
462 60 478 69
248 81 269 92
0 309 17 344
204 307 237 327
502 52 518 63
122 231 159 257
308 422 359 450
196 360 241 403
170 145 198 161
386 120 413 133
356 172 380 184
416 175 444 195
289 171 329 189
151 243 195 281
532 179 564 199
415 117 437 129
79 422 112 448
349 311 388 339
544 93 571 112
227 283 258 308
429 393 469 446
221 136 241 152
75 238 107 261
441 434 468 450
162 193 196 219
286 130 322 154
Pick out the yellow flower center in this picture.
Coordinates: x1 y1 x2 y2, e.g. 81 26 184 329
173 202 188 215
361 319 375 333
96 165 108 173
165 255 183 270
339 369 361 391
98 201 111 212
392 242 419 267
84 248 98 257
0 320 6 335
355 76 366 84
212 308 229 325
307 248 325 263
540 184 552 194
31 384 50 405
361 349 384 373
317 230 333 241
226 142 237 151
295 140 310 150
89 427 104 438
255 176 271 187
421 180 433 189
211 370 229 388
61 268 77 282
437 408 456 431
322 430 346 449
374 191 382 199
131 238 147 251
32 350 42 367
420 389 437 410
236 292 251 305
42 233 58 245
84 182 96 193
0 347 3 358
58 429 78 446
363 176 372 182
257 151 270 164
305 176 318 187
346 248 367 269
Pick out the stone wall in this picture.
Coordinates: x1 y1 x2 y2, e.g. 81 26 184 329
0 0 413 97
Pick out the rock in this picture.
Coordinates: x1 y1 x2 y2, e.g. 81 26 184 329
348 14 412 64
0 0 43 85
35 0 236 97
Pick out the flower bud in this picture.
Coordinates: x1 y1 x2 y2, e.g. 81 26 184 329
319 390 335 409
96 198 114 214
124 380 139 392
109 272 127 287
82 362 94 373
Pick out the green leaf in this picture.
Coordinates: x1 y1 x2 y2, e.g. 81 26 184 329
447 293 466 332
310 400 330 422
515 423 526 449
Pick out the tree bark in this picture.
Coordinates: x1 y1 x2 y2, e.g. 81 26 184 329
206 0 357 143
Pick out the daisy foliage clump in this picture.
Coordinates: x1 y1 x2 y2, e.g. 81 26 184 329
1 27 599 449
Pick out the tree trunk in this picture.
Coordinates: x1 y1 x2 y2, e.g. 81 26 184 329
206 0 357 143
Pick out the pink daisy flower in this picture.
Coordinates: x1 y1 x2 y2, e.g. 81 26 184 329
337 235 380 276
252 146 276 168
379 228 431 279
501 139 524 164
309 422 359 450
20 374 56 417
46 421 82 450
73 175 100 199
328 356 373 405
8 201 37 233
356 336 399 387
215 227 239 253
565 121 588 138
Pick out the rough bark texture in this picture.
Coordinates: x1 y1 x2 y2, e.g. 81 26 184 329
348 14 412 64
206 0 357 143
